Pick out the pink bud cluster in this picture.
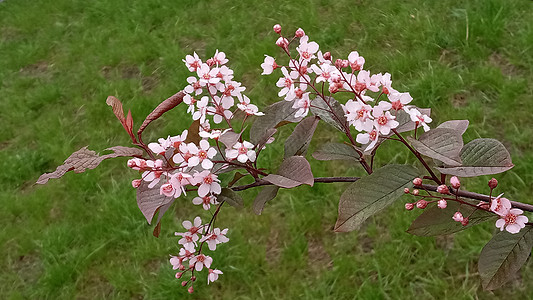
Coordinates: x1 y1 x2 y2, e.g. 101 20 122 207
170 217 228 289
262 27 432 151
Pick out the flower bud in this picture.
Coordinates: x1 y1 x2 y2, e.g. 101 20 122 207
437 199 447 209
404 188 410 194
450 176 460 189
300 65 308 74
273 24 282 34
127 159 137 168
328 84 338 94
131 179 142 188
206 58 215 66
437 185 449 194
175 272 183 279
405 203 414 210
452 211 463 222
335 59 343 69
181 281 188 287
413 178 422 186
276 37 289 49
188 286 194 294
191 276 196 281
488 178 498 189
416 199 428 209
323 51 331 61
412 189 419 195
295 28 305 37
341 59 349 68
461 217 469 226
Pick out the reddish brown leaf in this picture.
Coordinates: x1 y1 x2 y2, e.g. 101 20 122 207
106 96 126 127
284 116 319 158
219 130 240 148
253 185 280 215
184 119 201 145
263 156 314 188
36 146 143 184
126 110 134 136
228 172 246 187
137 180 173 224
137 91 185 137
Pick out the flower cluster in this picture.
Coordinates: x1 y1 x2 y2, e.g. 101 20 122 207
170 216 228 290
261 25 432 151
490 194 528 234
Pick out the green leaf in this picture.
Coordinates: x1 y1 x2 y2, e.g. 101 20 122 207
284 116 319 158
250 101 303 144
312 142 361 161
437 120 469 135
407 128 463 167
218 188 244 208
479 227 533 290
437 138 514 177
253 185 280 215
334 164 419 232
310 96 347 132
407 200 496 236
263 156 314 188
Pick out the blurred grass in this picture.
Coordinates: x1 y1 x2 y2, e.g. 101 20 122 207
1 0 533 298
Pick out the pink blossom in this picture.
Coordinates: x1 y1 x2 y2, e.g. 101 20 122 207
197 64 221 86
356 129 379 152
199 128 230 140
413 178 422 186
177 232 198 252
388 92 412 111
416 200 428 209
196 140 217 169
372 104 399 135
183 52 202 72
192 194 219 210
189 254 213 271
131 179 142 188
495 208 528 234
343 99 374 132
226 141 257 163
488 178 498 189
380 73 396 95
273 24 281 34
207 269 223 285
195 171 222 197
311 63 339 83
200 228 230 251
211 49 228 66
261 55 278 75
295 28 305 37
160 183 175 197
169 172 193 198
408 108 432 132
490 194 511 216
348 51 365 71
296 35 319 62
292 93 311 118
142 159 165 188
437 185 450 194
276 67 299 101
405 203 414 210
184 76 203 95
192 96 209 123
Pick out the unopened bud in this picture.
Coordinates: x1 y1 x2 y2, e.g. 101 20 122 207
191 276 196 282
404 188 410 194
437 185 450 194
300 65 308 74
488 178 498 189
461 217 469 226
405 203 414 210
416 199 428 209
412 189 419 196
273 24 282 34
131 179 142 188
181 281 188 287
179 265 185 271
450 176 460 189
175 272 183 279
276 37 289 49
335 59 343 69
188 286 194 294
341 60 349 68
452 211 463 222
206 58 215 66
437 199 447 209
323 51 331 61
295 28 305 37
328 84 338 94
413 178 422 186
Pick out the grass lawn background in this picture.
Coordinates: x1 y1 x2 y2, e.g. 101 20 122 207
1 0 533 298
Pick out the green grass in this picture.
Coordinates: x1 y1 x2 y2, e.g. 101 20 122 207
1 0 533 298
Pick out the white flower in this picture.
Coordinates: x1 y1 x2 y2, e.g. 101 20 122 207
343 99 374 132
184 76 203 95
195 171 222 197
192 96 209 124
192 194 219 210
212 49 228 65
356 129 379 152
196 140 217 169
261 55 277 75
311 63 339 84
169 172 192 198
183 52 202 72
226 141 257 163
200 228 229 251
408 108 432 132
197 64 221 86
348 51 365 71
495 208 528 234
292 94 310 118
189 254 213 272
207 269 223 285
388 91 412 111
276 67 299 100
296 35 319 62
372 102 399 135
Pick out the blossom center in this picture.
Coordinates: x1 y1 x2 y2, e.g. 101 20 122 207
238 146 248 155
377 115 388 125
505 214 517 225
198 150 208 160
284 77 293 88
204 176 213 185
391 100 403 111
